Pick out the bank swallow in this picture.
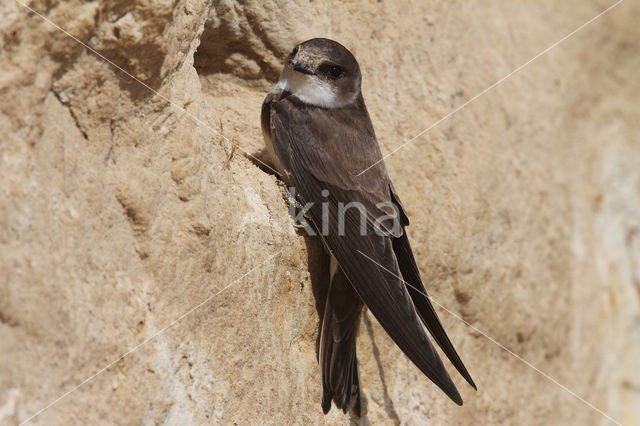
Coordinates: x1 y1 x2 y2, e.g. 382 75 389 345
261 38 476 415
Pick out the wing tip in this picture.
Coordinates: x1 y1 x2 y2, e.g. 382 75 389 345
458 368 477 391
468 377 478 391
446 385 463 406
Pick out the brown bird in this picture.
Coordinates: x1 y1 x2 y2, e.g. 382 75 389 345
261 38 476 415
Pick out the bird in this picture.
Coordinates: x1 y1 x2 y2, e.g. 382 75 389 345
261 37 476 416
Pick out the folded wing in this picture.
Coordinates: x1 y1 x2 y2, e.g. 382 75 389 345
266 93 471 404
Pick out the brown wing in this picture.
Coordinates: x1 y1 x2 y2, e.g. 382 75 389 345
266 93 465 404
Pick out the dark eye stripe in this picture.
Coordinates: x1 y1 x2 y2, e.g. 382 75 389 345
317 62 345 79
329 66 343 78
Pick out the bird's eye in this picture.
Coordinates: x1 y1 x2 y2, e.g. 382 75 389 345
328 65 344 79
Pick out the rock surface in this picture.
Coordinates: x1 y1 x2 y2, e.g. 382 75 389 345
1 0 639 424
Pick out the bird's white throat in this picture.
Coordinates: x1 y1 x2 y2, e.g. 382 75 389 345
275 70 344 109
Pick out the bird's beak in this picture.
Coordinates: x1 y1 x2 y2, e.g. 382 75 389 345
293 62 314 75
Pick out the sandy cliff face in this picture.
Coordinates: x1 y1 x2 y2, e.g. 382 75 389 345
1 1 639 424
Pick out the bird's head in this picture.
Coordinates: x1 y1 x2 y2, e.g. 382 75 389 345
277 38 361 109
